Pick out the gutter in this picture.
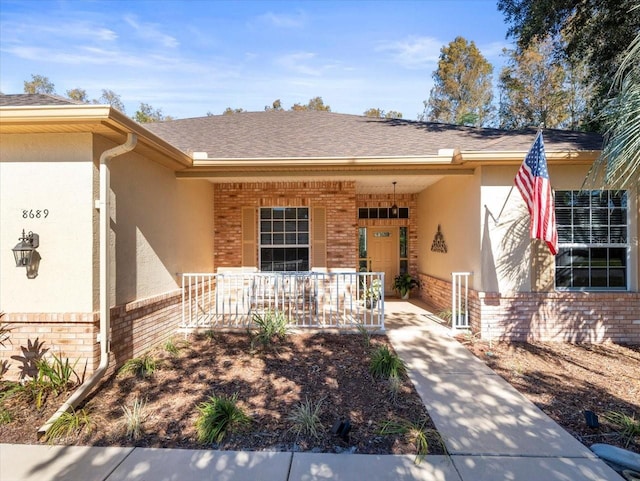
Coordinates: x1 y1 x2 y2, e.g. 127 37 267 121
38 133 138 437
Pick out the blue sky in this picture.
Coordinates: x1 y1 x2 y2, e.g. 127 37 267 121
0 0 512 120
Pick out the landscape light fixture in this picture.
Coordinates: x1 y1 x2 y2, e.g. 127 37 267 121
391 181 398 218
12 229 40 277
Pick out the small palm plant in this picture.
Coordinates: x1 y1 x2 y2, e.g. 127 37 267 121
196 393 251 444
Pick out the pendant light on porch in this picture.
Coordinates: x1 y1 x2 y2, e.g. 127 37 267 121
391 181 398 218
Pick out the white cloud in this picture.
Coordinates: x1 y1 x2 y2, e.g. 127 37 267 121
379 36 443 69
255 11 306 29
276 52 325 76
123 15 179 49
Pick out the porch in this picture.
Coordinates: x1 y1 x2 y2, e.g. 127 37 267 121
180 271 472 333
181 271 386 330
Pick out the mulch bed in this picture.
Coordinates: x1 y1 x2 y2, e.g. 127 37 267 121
0 331 445 456
460 338 640 454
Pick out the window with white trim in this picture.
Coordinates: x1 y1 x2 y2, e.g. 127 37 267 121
555 190 628 290
259 207 310 271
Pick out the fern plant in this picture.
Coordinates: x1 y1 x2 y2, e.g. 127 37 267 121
195 393 251 444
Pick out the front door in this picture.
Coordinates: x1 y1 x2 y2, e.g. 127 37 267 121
368 227 399 295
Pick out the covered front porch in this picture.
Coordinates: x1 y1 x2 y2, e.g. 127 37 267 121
180 271 472 333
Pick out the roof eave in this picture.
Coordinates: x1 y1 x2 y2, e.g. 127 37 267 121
460 150 600 164
0 105 193 170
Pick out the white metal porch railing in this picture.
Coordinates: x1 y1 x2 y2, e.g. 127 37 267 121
181 271 385 330
451 271 472 330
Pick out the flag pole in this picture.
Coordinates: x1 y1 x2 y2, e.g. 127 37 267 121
488 125 545 225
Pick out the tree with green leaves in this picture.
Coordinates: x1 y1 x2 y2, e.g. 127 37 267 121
264 99 283 111
66 88 88 103
585 31 640 189
291 96 331 112
498 0 640 130
363 108 403 119
223 107 246 115
498 38 571 129
134 103 172 123
422 36 493 127
98 89 125 113
24 74 55 95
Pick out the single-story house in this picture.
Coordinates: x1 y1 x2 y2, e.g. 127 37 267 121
1 93 638 380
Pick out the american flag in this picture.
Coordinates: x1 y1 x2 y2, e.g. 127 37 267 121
515 132 558 255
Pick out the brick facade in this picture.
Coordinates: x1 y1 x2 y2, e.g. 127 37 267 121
0 290 182 381
418 272 640 344
214 181 357 270
356 193 418 278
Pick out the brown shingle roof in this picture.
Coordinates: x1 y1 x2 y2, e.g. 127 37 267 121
0 93 83 106
145 111 603 158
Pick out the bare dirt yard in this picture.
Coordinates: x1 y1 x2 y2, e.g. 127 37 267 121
460 338 640 454
0 331 445 456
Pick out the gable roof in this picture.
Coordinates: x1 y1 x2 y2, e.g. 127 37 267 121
145 111 603 160
0 93 83 106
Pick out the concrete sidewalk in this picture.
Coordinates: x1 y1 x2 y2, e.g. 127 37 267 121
0 300 624 481
386 299 623 481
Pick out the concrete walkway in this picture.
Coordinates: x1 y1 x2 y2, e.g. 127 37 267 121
0 300 623 481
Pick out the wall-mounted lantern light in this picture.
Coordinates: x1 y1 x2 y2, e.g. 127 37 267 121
12 230 40 278
391 181 398 218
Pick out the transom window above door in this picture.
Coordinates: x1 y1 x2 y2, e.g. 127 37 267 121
259 207 310 271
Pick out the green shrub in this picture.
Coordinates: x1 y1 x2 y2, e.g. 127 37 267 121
287 397 324 439
121 397 147 440
369 345 406 379
356 323 371 347
604 411 640 448
45 407 91 443
387 375 403 404
196 393 251 444
119 353 157 378
36 353 79 394
163 338 180 356
250 310 289 349
0 407 12 424
378 418 444 464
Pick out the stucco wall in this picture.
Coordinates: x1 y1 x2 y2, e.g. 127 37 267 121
480 164 638 292
417 173 481 291
102 136 214 305
0 133 95 313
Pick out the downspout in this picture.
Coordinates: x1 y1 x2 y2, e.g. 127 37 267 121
38 133 138 437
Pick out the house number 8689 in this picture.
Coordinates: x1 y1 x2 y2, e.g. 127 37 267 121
22 209 49 219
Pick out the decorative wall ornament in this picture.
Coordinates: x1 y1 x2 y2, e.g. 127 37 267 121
431 224 448 253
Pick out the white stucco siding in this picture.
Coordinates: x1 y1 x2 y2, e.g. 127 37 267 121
0 133 95 312
480 164 638 293
105 137 213 305
417 172 482 291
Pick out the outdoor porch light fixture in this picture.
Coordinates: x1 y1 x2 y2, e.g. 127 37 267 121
391 181 398 218
12 229 39 270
